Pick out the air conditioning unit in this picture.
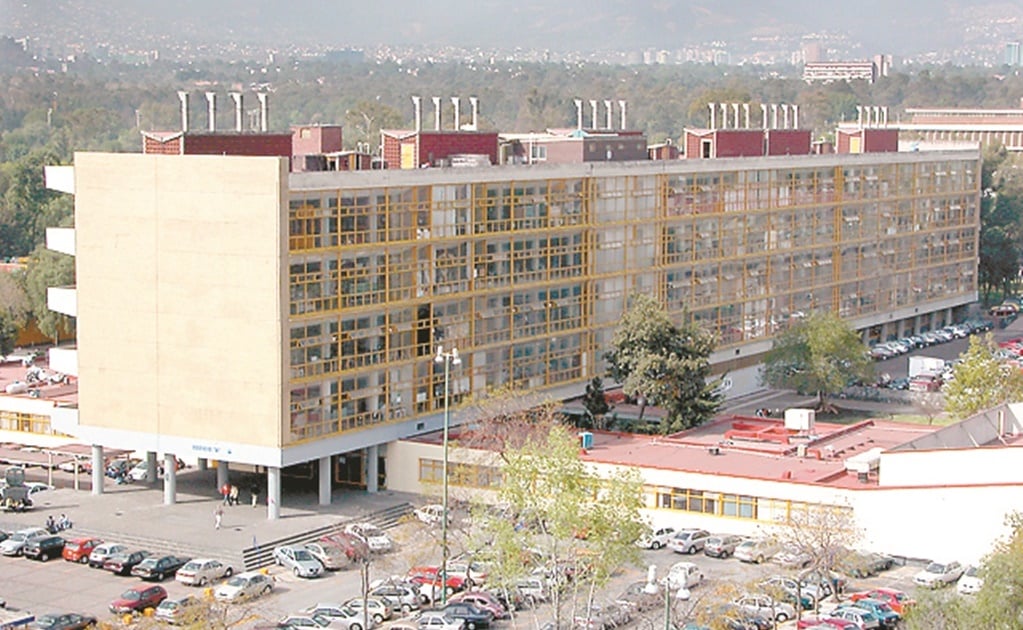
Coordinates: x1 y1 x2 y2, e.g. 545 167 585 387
784 408 816 432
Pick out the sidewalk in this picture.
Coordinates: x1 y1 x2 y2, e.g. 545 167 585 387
0 467 418 563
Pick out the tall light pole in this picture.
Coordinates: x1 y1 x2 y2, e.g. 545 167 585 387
435 345 461 605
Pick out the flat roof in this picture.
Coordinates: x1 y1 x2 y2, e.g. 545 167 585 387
0 354 78 407
409 414 937 488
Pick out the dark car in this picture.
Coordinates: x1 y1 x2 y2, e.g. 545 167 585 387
441 602 493 629
104 550 151 575
132 555 190 581
109 584 167 614
29 612 98 630
24 535 66 562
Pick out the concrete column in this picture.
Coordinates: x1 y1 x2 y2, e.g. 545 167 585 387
318 456 331 506
145 451 158 483
216 460 229 490
267 467 281 520
366 445 379 494
197 458 208 471
91 445 104 496
163 453 177 505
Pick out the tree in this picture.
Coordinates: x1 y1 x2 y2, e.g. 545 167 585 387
605 293 722 433
978 146 1023 302
579 377 610 430
944 334 1023 420
22 245 75 342
473 422 645 630
760 311 873 412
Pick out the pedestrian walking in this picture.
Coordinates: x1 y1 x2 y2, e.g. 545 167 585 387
250 483 259 508
214 506 224 530
229 484 239 506
220 483 231 505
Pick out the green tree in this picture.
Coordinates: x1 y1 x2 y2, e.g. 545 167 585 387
978 146 1023 302
605 293 722 433
760 311 873 411
22 246 75 342
344 100 404 150
944 334 1023 420
579 376 610 429
473 422 644 630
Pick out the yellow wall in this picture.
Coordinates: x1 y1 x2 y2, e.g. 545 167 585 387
73 153 288 448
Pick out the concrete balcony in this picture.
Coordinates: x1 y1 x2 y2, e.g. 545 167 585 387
44 165 74 194
46 227 76 257
48 346 78 377
50 405 79 434
47 286 77 318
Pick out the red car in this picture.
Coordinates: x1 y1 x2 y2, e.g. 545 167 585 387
850 587 915 615
796 618 858 630
62 537 103 564
109 584 167 615
320 532 370 562
406 566 467 591
449 590 509 619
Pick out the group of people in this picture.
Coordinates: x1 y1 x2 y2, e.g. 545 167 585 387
215 482 260 529
44 513 71 534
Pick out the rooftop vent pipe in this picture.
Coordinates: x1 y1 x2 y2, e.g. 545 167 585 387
618 100 627 130
451 97 460 130
469 96 479 130
604 99 613 130
412 96 422 133
177 91 189 132
205 92 217 132
229 92 243 132
256 93 269 132
432 97 441 131
575 99 584 130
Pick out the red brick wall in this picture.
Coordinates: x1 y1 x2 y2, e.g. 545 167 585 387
714 130 765 158
381 134 404 169
292 126 343 155
863 129 899 153
182 134 292 157
765 130 812 156
582 137 648 162
684 130 712 159
417 132 499 166
143 136 182 155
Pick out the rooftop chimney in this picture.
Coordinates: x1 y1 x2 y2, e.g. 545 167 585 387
720 103 728 129
412 96 422 133
589 100 598 129
618 100 627 130
781 103 790 129
432 97 441 131
604 99 613 130
469 96 479 130
743 103 751 129
205 92 217 132
760 103 768 129
177 91 189 132
575 99 584 130
229 92 243 132
708 102 716 129
256 93 269 132
793 104 799 129
732 103 740 130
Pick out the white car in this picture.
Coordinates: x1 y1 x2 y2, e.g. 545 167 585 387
414 504 448 525
661 561 703 590
305 603 378 630
213 571 274 602
957 565 983 595
0 527 49 556
23 482 54 495
417 611 465 630
128 461 153 481
345 523 393 552
281 614 352 629
273 544 323 578
343 597 393 623
913 560 964 588
88 542 129 567
734 538 780 564
446 560 488 585
635 526 677 550
305 542 348 570
733 594 796 623
666 528 711 554
175 558 234 586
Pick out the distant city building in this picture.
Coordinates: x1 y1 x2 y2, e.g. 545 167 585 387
900 102 1023 151
803 54 890 83
499 129 647 165
801 40 825 63
1006 42 1021 66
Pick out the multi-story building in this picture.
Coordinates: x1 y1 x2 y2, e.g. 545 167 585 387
899 104 1023 151
44 144 980 519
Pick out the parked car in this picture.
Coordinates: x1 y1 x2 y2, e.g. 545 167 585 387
734 539 779 564
302 604 373 630
417 611 464 630
280 614 355 629
772 545 812 569
514 577 551 607
841 551 896 578
635 526 677 550
407 566 467 592
759 575 819 608
913 560 964 588
62 537 103 564
957 565 983 595
796 618 858 630
828 606 881 629
27 613 98 630
347 596 398 623
305 542 348 570
841 598 899 627
734 594 796 623
801 569 848 598
345 522 393 552
109 584 168 614
175 558 234 586
104 550 151 575
88 542 129 568
850 588 914 615
704 534 744 558
24 535 66 561
104 458 136 479
667 529 711 554
273 544 324 578
663 561 704 590
440 602 492 630
449 591 508 620
0 527 49 556
214 571 275 602
321 532 371 562
369 582 421 614
447 559 489 586
132 555 190 581
414 504 448 525
154 595 201 625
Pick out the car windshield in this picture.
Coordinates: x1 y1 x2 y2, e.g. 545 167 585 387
181 561 200 571
9 533 26 542
363 526 383 537
737 541 753 548
925 562 946 573
293 549 314 561
225 576 246 587
120 590 142 601
311 614 332 626
965 566 978 577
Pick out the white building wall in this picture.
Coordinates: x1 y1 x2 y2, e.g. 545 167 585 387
47 347 78 377
880 446 1023 487
46 287 77 318
45 227 76 257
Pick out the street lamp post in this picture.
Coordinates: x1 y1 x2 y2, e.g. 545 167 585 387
435 345 461 606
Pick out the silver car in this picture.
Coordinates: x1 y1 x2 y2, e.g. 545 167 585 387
734 594 796 623
175 558 234 586
0 527 48 557
213 571 274 602
304 604 377 630
273 544 323 578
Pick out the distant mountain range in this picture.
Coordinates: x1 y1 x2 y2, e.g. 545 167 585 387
3 0 1023 57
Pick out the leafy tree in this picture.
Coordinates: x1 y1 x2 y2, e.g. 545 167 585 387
344 100 405 150
22 246 75 342
579 376 610 429
0 312 16 357
944 334 1023 420
760 311 873 411
605 293 722 433
473 422 644 630
978 146 1023 302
